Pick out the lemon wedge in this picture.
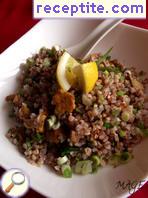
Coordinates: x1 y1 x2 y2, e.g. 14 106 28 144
77 62 98 93
56 52 79 91
56 51 98 93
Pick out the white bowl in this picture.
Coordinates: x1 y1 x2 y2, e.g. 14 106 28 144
0 20 148 198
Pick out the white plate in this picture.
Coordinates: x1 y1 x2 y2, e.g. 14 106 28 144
0 20 148 198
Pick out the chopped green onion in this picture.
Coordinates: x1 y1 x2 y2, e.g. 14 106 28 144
99 66 121 74
103 70 109 76
135 127 144 137
137 123 148 137
57 156 68 165
75 108 82 114
26 142 32 149
60 147 79 157
81 161 92 175
99 63 104 68
120 75 125 81
47 49 54 56
27 57 35 66
40 47 47 54
74 161 83 174
119 130 126 138
75 95 81 104
91 155 101 166
97 47 113 65
92 164 100 173
91 155 101 173
34 133 44 142
61 164 72 178
97 84 103 90
121 111 130 122
74 160 92 175
111 66 122 74
98 67 107 72
43 58 50 67
117 91 125 97
26 139 32 149
120 152 132 163
133 108 138 115
112 108 121 117
137 122 145 130
109 154 120 167
98 94 105 104
104 122 113 129
109 152 132 166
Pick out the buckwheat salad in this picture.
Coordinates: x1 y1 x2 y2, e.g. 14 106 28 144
6 47 148 178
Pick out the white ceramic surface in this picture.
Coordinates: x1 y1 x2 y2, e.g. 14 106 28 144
0 20 148 198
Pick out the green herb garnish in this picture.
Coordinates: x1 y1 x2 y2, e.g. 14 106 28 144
133 108 138 115
34 133 44 142
26 57 35 66
25 138 32 149
75 108 82 114
99 66 121 74
117 91 125 97
104 122 113 129
120 75 125 81
96 47 113 65
109 152 132 166
137 122 145 130
91 155 101 173
61 147 79 157
119 130 126 138
112 108 121 117
103 70 109 76
121 111 130 122
120 152 132 162
98 94 105 104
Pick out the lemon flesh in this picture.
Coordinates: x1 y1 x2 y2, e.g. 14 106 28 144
56 52 79 91
78 62 98 93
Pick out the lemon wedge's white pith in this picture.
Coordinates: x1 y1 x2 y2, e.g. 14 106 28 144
56 52 79 91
